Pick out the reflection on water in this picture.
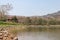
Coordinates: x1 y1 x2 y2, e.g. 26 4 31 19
18 31 60 40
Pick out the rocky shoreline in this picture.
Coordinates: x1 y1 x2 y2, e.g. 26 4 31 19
0 28 18 40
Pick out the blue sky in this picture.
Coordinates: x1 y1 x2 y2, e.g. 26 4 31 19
0 0 60 16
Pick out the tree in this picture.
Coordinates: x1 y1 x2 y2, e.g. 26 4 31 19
26 17 31 25
56 20 60 25
31 17 38 25
0 4 13 21
38 18 42 25
41 19 47 25
12 16 18 23
37 18 47 25
49 19 56 25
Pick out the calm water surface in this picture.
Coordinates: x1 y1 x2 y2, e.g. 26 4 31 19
18 31 60 40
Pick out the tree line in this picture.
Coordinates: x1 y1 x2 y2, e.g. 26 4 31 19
16 17 60 25
0 4 60 25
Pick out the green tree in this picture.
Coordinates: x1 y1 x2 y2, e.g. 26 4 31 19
12 16 18 22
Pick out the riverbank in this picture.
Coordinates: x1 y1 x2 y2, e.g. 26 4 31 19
0 29 18 40
0 25 60 35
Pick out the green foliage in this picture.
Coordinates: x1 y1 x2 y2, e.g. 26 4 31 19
0 21 19 25
0 21 5 24
12 16 18 22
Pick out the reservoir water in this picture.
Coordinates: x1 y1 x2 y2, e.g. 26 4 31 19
18 31 60 40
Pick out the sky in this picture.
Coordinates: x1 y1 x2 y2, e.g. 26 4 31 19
0 0 60 16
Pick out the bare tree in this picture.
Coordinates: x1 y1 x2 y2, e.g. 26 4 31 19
0 3 13 21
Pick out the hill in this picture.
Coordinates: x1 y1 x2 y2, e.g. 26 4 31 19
43 11 60 20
